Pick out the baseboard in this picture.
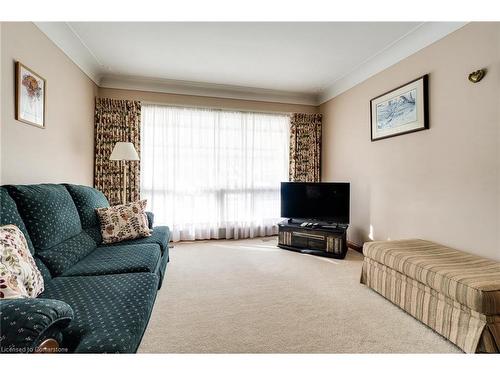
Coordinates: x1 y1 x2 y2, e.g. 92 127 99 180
347 241 363 253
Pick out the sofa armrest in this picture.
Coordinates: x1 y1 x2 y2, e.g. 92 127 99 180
146 211 154 229
0 298 73 353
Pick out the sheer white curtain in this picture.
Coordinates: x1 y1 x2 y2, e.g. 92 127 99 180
141 104 290 242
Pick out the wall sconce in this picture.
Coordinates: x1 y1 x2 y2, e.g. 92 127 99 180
468 69 486 83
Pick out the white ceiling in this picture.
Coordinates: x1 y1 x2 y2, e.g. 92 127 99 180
36 22 466 105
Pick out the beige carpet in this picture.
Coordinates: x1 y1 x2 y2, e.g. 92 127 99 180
139 237 461 353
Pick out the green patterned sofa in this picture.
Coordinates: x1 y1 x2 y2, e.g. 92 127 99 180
0 184 170 353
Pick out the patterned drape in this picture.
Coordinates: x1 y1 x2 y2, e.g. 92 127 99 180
94 98 141 205
289 113 322 182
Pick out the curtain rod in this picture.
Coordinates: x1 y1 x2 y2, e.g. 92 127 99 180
141 100 294 116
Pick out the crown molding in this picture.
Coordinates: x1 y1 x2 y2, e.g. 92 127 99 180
35 20 317 105
35 21 467 106
34 22 102 84
318 22 468 104
99 74 319 105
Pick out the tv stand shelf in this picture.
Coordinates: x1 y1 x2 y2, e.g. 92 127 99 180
277 220 348 259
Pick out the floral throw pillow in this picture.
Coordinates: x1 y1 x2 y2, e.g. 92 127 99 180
96 199 152 244
0 225 44 299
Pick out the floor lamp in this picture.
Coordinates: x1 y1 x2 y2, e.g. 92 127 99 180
110 142 140 204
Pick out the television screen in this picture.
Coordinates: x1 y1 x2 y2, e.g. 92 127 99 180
280 182 350 223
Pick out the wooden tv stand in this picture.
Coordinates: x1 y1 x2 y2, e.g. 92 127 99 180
277 220 348 259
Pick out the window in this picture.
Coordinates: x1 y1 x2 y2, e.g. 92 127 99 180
141 104 290 242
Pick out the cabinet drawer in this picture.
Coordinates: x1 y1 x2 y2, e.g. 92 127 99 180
291 236 308 248
309 238 326 250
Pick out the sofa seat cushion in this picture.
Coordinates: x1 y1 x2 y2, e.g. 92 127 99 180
62 244 161 277
0 187 35 254
36 231 97 277
102 226 170 255
40 272 158 353
6 184 82 250
363 239 500 315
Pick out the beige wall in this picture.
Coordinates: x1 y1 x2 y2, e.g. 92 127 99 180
1 22 98 185
98 88 319 114
320 23 500 260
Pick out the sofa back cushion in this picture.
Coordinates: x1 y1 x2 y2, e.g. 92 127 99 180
6 184 83 250
64 184 110 228
34 257 52 281
64 184 109 244
6 184 97 276
0 187 35 254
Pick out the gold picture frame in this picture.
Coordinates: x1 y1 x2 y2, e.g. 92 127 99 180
15 61 46 129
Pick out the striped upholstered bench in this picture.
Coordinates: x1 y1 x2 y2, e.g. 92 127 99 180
360 239 500 353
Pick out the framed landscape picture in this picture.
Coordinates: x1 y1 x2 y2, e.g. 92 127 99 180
370 75 428 141
15 62 46 128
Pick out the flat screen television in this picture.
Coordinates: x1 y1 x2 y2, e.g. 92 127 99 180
280 182 350 224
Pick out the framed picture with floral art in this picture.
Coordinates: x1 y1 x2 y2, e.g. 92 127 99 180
15 61 46 128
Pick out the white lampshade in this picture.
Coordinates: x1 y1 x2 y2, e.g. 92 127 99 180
110 142 139 161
